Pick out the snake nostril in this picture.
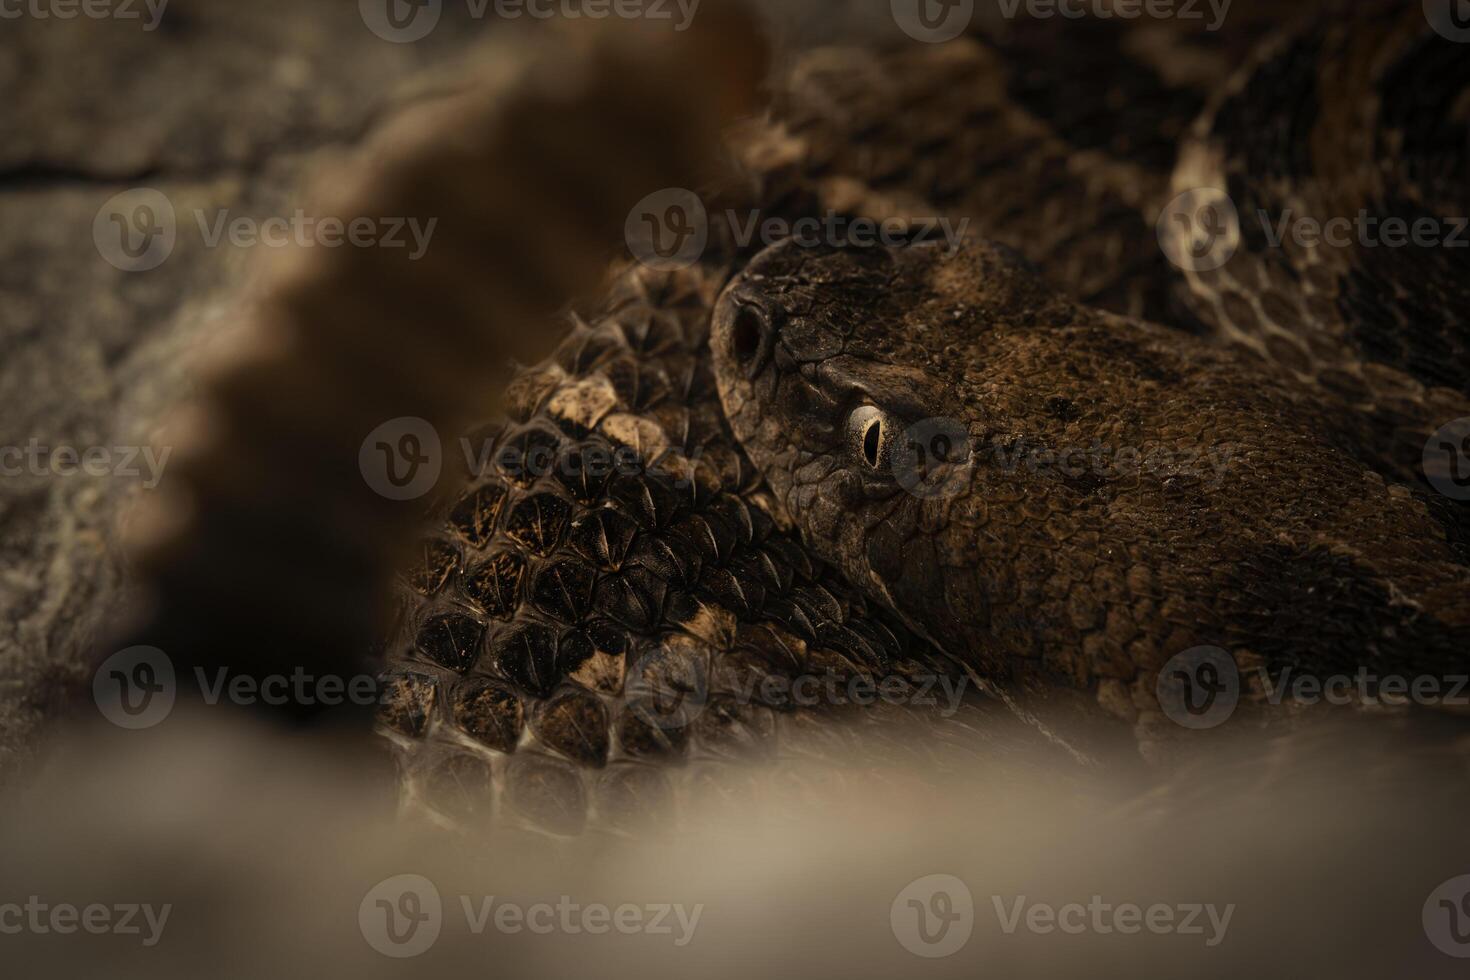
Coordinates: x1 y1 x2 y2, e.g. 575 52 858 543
731 305 773 378
732 306 763 364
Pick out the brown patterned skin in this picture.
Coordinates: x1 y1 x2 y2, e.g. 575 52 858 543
704 2 1470 747
741 34 1183 324
740 1 1306 327
748 3 1470 496
116 4 1470 832
379 5 1470 805
376 256 1066 832
710 237 1470 745
1167 2 1470 488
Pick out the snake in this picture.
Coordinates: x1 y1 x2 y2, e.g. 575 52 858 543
715 0 1470 750
111 1 1470 834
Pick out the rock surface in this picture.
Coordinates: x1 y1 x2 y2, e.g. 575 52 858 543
0 0 501 774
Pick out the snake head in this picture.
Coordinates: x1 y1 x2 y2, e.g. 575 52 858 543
711 236 1077 670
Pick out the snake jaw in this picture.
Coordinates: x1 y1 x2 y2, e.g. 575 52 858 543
713 241 989 646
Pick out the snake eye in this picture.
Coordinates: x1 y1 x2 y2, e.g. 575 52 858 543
848 405 885 470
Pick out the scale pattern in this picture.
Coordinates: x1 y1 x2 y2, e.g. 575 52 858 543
1167 2 1470 485
710 238 1470 756
374 261 1055 833
381 5 1470 800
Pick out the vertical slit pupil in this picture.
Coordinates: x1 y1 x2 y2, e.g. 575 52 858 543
863 418 882 467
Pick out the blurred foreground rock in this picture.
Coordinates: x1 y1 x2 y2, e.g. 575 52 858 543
0 0 504 774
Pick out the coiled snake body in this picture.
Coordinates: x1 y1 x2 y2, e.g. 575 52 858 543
122 2 1470 832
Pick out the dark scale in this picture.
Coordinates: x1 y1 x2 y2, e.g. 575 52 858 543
462 550 527 619
406 538 461 598
374 262 975 835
